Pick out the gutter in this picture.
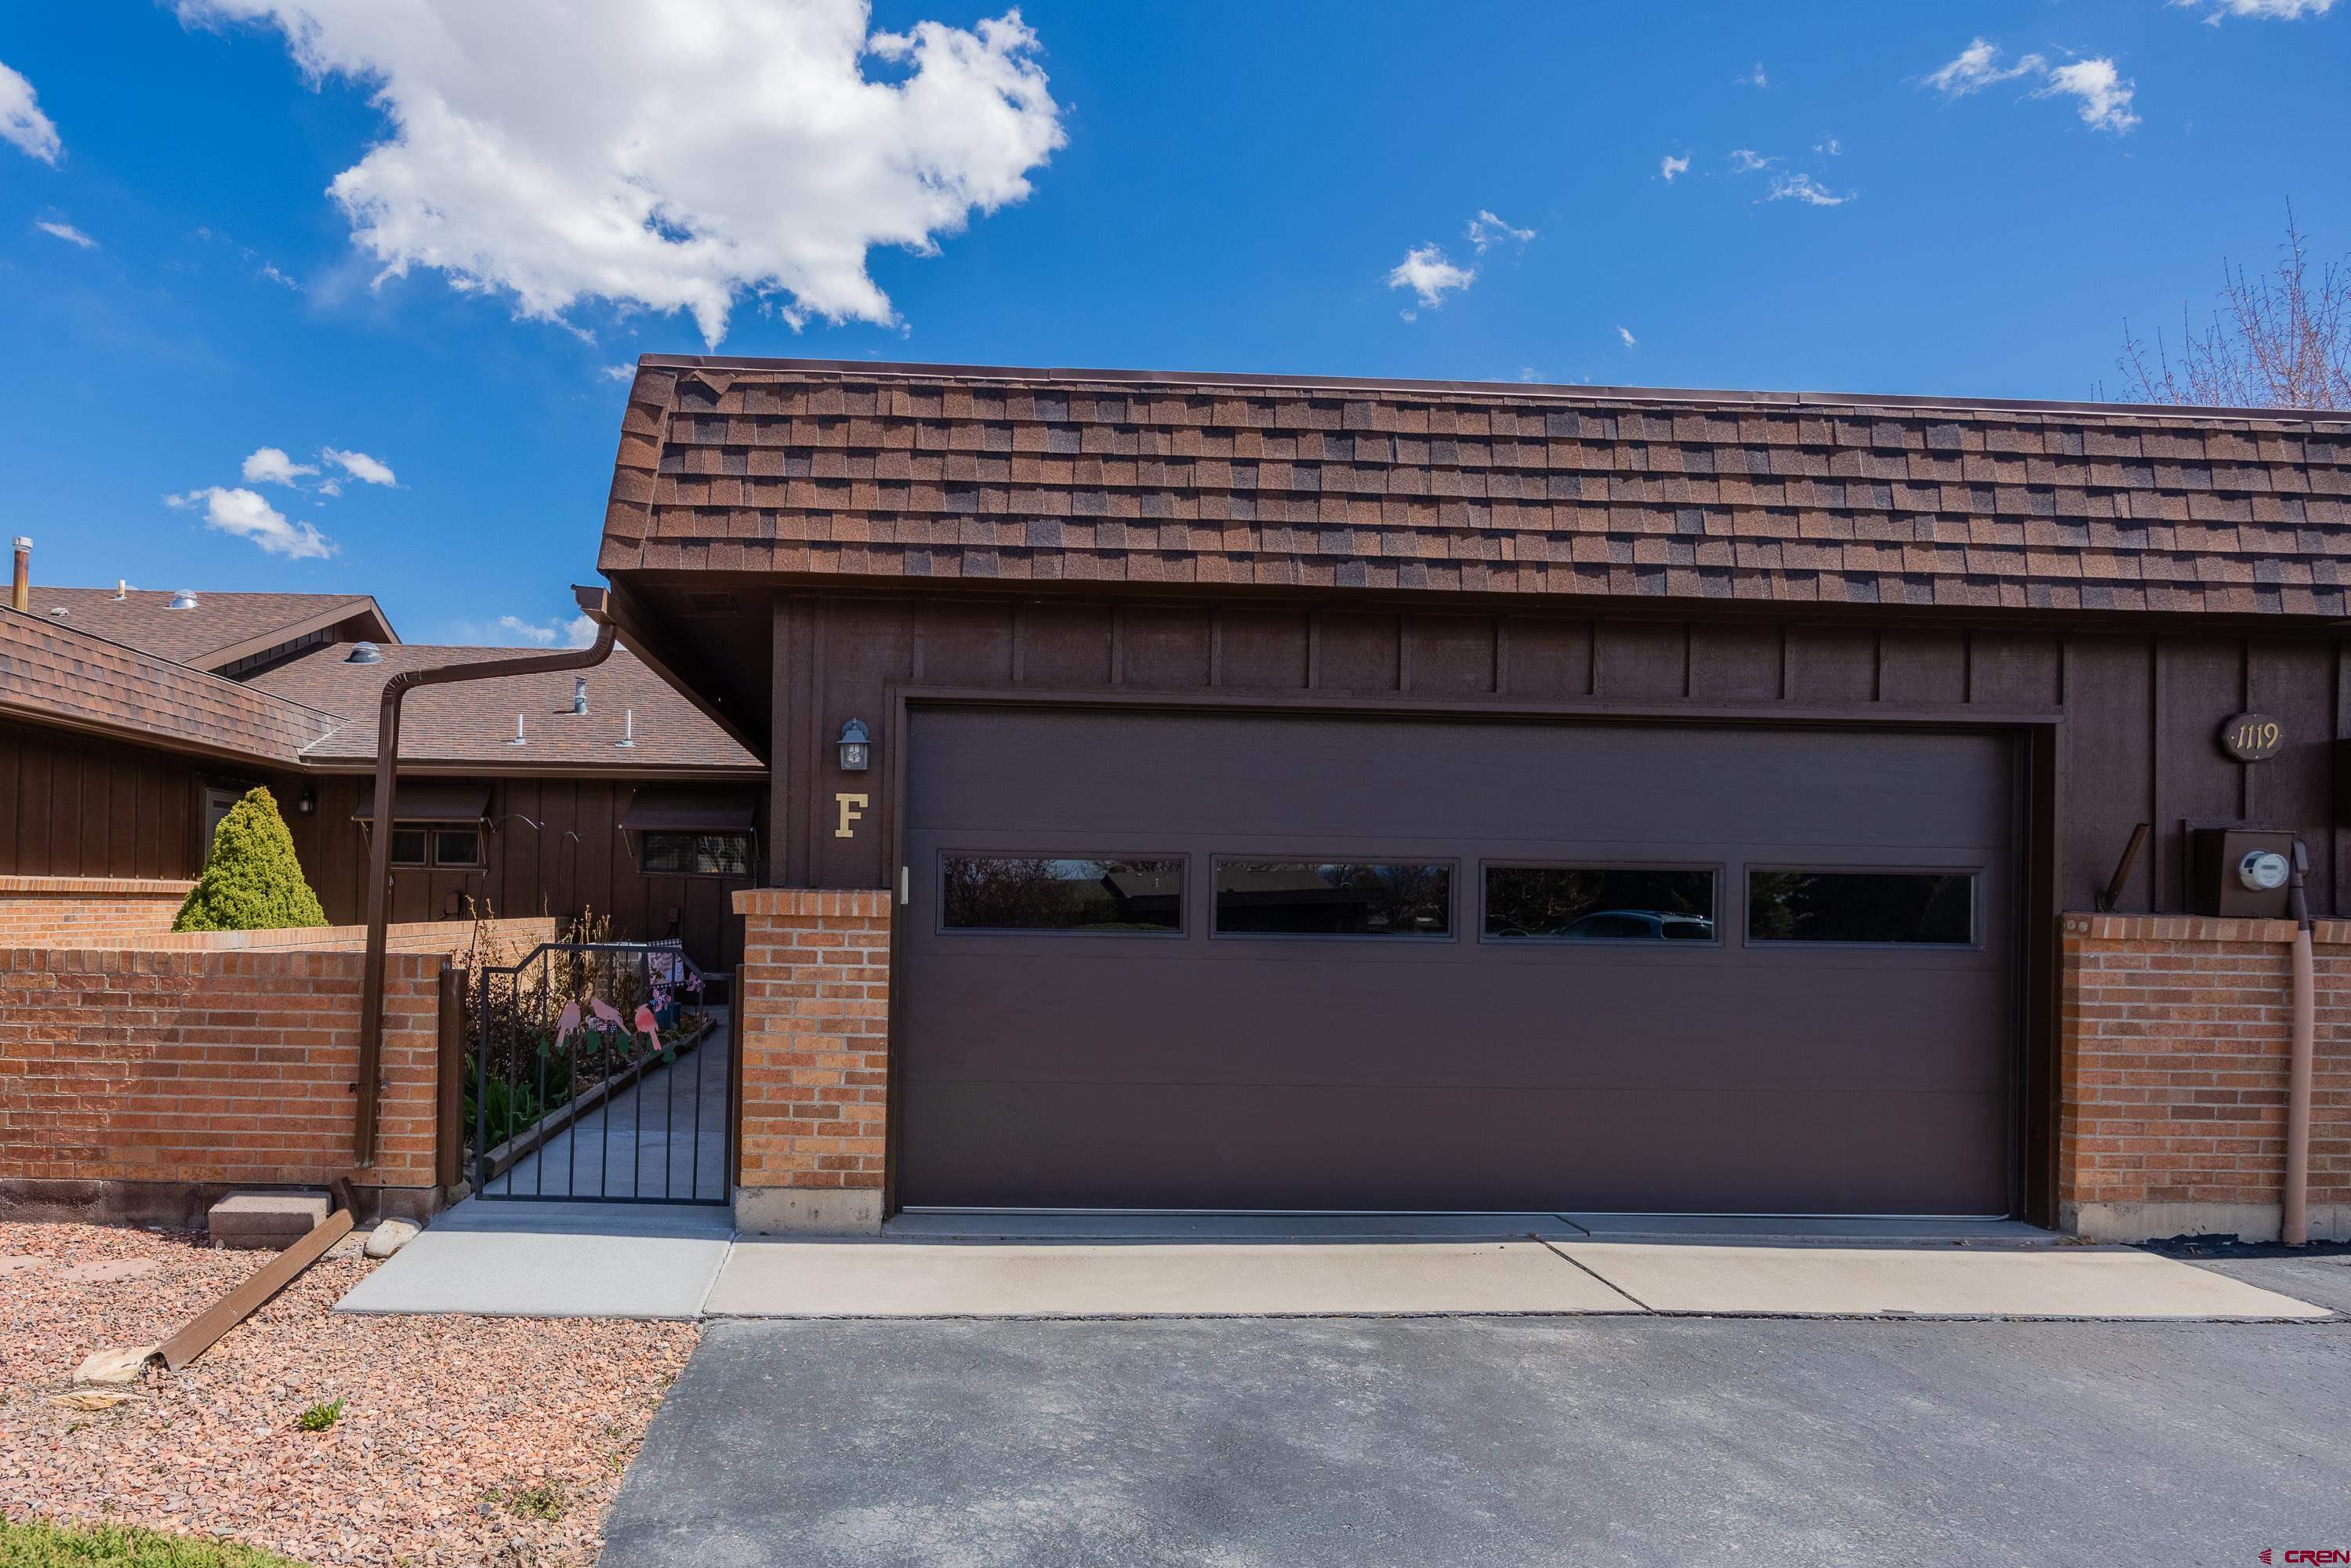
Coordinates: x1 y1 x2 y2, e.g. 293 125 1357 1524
2283 840 2317 1247
351 585 618 1167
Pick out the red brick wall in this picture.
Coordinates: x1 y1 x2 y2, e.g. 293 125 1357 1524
0 877 193 943
2061 913 2351 1242
731 887 889 1229
0 916 557 1203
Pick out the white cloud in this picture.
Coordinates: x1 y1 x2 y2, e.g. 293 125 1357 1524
2040 59 2140 133
241 445 319 485
492 612 599 648
2176 0 2334 18
1387 243 1475 311
1767 172 1852 207
168 486 336 559
322 447 397 486
1740 62 1768 88
1660 153 1690 183
0 60 61 164
600 364 636 383
1925 38 2044 96
33 219 95 249
1923 38 2137 135
258 261 299 289
1616 326 1636 348
1813 137 1842 155
1728 148 1773 172
176 0 1065 347
1466 209 1534 252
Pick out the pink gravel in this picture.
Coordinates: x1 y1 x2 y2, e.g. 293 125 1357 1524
0 1221 698 1566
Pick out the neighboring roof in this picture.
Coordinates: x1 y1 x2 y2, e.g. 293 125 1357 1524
600 357 2351 619
247 641 763 772
24 588 397 672
0 607 340 767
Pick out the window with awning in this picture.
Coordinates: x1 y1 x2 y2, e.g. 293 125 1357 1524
621 787 757 878
351 781 491 869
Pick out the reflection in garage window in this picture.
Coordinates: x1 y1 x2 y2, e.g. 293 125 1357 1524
942 857 1184 932
1748 870 1974 945
1214 861 1452 937
1484 867 1714 941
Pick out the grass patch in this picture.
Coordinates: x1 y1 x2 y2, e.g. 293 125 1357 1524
292 1399 343 1434
0 1517 312 1566
484 1483 567 1523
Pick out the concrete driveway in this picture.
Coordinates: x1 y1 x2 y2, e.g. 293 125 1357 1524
602 1254 2351 1568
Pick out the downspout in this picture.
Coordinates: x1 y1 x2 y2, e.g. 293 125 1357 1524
2282 839 2316 1247
351 586 618 1167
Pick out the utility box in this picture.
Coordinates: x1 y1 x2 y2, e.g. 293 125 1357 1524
2186 826 2298 919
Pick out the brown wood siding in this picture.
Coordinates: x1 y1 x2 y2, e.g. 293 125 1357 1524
288 775 753 974
769 592 2348 921
0 717 208 879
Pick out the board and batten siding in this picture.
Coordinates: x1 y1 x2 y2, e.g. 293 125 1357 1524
0 716 234 880
765 592 2349 924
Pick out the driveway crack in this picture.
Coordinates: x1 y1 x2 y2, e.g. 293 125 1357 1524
1533 1235 1654 1312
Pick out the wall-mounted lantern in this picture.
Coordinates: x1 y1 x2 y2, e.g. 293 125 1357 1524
298 784 317 816
837 717 872 772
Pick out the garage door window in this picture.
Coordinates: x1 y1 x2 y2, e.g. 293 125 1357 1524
1484 866 1716 942
941 856 1185 933
1747 869 1974 946
1214 860 1452 938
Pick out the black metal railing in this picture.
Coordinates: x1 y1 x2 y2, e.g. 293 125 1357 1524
468 941 730 1204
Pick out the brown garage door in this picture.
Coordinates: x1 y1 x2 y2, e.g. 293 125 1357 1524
899 706 2018 1215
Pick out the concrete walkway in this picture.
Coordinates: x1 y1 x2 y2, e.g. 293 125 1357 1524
334 1199 733 1319
333 1210 2334 1322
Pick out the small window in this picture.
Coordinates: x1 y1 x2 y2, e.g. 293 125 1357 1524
1214 860 1452 938
1485 866 1715 942
386 822 477 868
943 856 1184 933
1748 870 1975 946
641 831 753 877
433 828 481 868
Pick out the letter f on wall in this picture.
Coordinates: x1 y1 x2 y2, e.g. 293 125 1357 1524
835 792 868 838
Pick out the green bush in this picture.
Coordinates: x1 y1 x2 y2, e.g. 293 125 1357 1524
171 788 327 934
0 1517 312 1566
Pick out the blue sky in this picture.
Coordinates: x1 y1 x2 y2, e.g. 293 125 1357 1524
1 1 2344 645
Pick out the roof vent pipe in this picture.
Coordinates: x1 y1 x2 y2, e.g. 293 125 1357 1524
572 675 588 715
346 641 383 664
113 579 128 601
511 714 527 746
10 537 28 613
169 590 199 611
616 709 636 748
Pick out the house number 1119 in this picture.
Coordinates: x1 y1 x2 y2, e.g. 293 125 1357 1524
2217 712 2281 762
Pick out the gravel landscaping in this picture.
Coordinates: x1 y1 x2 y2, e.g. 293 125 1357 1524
0 1221 698 1567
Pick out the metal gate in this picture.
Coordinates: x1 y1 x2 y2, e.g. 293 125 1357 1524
470 941 731 1204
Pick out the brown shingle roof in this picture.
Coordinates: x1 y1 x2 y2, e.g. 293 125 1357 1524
597 358 2351 618
0 608 341 765
246 642 761 772
24 588 396 671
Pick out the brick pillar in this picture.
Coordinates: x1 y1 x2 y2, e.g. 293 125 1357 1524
2059 912 2350 1243
730 887 892 1233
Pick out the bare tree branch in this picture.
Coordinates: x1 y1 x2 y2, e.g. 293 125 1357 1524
2117 202 2351 410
